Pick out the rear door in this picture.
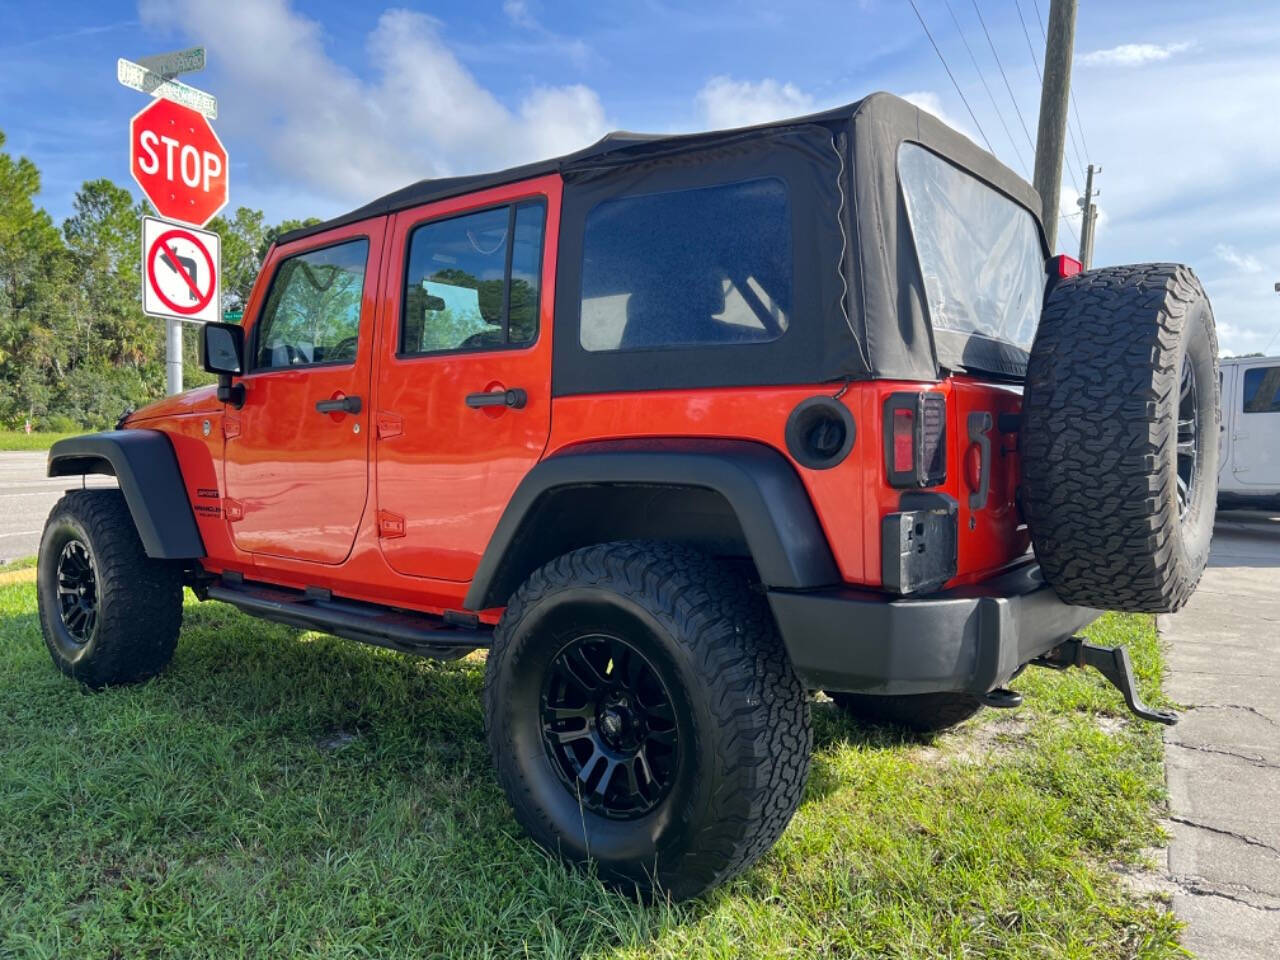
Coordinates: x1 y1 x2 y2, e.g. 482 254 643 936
223 220 385 564
1231 360 1280 486
374 176 559 581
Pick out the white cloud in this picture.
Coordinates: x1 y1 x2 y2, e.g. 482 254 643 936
1081 42 1192 67
502 0 537 30
136 0 608 205
695 76 815 129
1214 243 1264 274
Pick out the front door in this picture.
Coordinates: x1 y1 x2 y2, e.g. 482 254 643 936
1231 361 1280 486
374 177 559 582
223 220 386 564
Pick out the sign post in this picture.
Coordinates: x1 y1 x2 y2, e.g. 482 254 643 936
120 46 226 393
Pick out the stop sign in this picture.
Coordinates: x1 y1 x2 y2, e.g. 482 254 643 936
129 98 228 227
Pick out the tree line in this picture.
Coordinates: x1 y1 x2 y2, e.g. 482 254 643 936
0 130 318 430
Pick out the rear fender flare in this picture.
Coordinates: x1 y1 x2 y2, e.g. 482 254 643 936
464 439 839 610
46 430 205 560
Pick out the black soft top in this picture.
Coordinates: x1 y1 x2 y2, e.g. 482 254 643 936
279 93 1046 384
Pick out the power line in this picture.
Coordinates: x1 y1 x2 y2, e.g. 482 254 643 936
942 0 1030 176
906 0 995 154
1058 212 1080 248
969 1 1044 166
1014 0 1042 83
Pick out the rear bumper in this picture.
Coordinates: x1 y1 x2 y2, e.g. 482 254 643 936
767 562 1101 695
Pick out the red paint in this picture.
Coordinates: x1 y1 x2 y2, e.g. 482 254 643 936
122 169 1031 619
374 176 561 582
129 98 228 227
221 217 385 565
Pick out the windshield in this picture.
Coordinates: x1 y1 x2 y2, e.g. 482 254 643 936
898 142 1044 355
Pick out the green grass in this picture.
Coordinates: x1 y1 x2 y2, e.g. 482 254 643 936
0 555 36 575
0 430 79 451
0 584 1181 959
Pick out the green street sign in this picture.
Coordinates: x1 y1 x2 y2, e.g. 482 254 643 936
223 309 243 322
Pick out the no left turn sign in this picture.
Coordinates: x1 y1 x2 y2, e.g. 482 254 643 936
141 215 220 323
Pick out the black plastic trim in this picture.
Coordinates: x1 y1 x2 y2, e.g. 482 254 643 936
784 396 856 470
464 439 840 610
47 430 205 560
768 562 1100 694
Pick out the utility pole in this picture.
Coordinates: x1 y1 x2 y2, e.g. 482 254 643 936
1077 163 1099 268
1033 0 1078 252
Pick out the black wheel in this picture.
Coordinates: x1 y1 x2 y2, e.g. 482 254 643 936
484 541 811 901
37 489 183 687
1021 263 1219 613
827 691 981 733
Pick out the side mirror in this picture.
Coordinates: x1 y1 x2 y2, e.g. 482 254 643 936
200 322 246 408
423 294 446 312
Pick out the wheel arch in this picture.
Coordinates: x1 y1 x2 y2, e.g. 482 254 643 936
47 430 205 561
464 439 840 611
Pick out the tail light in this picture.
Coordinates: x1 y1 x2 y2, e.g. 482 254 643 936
884 392 947 488
1052 253 1083 278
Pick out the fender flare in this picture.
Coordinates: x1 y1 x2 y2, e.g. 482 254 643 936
47 430 205 560
464 439 839 610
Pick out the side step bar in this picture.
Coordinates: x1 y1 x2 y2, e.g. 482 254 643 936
205 578 492 661
1033 637 1178 725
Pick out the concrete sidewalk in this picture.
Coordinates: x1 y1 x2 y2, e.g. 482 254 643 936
1159 509 1280 958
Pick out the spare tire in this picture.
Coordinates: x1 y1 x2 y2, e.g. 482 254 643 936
1021 263 1219 613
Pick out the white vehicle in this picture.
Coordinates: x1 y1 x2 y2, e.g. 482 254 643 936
1219 355 1280 504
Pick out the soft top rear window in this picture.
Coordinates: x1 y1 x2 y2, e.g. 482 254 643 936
898 142 1044 355
578 177 792 353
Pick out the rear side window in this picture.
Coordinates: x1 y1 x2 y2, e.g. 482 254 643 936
1242 366 1280 413
899 143 1044 351
401 200 545 356
254 238 369 369
579 178 791 352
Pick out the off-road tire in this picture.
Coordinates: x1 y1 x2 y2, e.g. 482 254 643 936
37 489 183 687
827 691 982 733
484 541 811 901
1021 264 1219 612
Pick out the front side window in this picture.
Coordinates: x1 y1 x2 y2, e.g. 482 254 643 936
401 201 545 356
254 238 369 370
899 142 1044 352
579 178 792 352
1243 366 1280 413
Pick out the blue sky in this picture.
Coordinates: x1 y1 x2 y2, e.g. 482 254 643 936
2 0 1278 354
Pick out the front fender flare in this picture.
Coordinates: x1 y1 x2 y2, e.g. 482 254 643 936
464 439 839 610
47 430 204 560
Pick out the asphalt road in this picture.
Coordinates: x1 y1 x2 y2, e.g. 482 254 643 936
0 452 114 563
1159 509 1280 958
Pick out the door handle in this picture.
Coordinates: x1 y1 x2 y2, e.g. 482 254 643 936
465 388 527 409
315 395 362 414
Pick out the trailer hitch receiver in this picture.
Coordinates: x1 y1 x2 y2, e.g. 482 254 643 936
1034 637 1178 725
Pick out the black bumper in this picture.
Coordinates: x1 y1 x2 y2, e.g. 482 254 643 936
767 563 1100 695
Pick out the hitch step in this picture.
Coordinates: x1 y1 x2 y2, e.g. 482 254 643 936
1035 637 1178 725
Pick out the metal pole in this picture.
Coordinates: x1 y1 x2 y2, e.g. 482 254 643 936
1033 0 1078 252
1078 163 1096 268
166 316 183 395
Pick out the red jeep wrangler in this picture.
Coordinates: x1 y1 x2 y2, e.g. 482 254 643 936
38 93 1219 901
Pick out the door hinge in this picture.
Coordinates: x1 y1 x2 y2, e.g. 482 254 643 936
376 412 403 440
378 510 406 539
223 498 244 522
223 414 241 440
